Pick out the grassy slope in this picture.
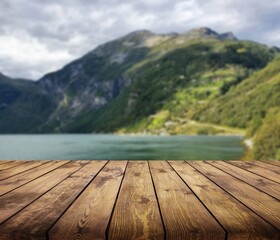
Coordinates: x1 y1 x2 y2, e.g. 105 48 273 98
64 38 277 138
195 57 280 159
194 57 280 130
250 107 280 160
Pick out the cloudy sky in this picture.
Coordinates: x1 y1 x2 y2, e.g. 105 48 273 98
0 0 279 80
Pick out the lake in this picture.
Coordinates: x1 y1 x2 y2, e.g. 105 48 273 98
0 134 245 160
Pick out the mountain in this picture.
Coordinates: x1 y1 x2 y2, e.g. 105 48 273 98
63 29 277 134
0 27 244 133
0 27 279 159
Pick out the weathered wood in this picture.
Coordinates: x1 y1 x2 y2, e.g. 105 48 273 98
0 160 279 239
169 161 279 239
0 160 48 181
0 160 70 196
0 161 107 240
209 161 280 200
0 160 88 224
189 161 280 229
48 161 127 240
0 161 28 171
109 161 164 240
263 160 280 167
0 161 14 166
149 161 225 240
248 161 280 171
229 161 280 183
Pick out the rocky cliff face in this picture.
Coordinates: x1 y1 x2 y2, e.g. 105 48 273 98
183 27 237 40
35 30 156 131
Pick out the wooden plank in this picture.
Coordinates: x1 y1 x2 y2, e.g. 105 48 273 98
249 161 280 172
0 160 70 196
108 161 164 240
0 161 28 171
229 161 280 183
189 161 280 229
0 160 49 181
0 160 88 224
149 161 225 240
0 161 107 240
0 161 14 165
263 160 280 167
209 161 280 200
169 161 280 239
48 161 127 240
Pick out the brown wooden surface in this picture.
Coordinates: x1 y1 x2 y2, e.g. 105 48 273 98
209 161 280 200
49 161 127 240
0 160 70 196
0 160 48 181
0 160 86 224
0 161 29 171
263 160 280 167
0 161 107 240
0 160 279 240
249 161 280 171
0 161 14 166
189 161 280 229
169 161 279 239
229 161 280 183
109 161 164 240
149 161 225 240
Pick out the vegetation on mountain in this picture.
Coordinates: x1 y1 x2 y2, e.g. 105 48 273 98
250 107 280 160
195 57 280 159
0 28 279 159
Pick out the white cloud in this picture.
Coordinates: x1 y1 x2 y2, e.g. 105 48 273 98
0 0 279 79
0 34 72 79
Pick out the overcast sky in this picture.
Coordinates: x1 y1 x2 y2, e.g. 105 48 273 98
0 0 279 80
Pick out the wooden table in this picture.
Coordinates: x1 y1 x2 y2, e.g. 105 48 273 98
0 160 279 239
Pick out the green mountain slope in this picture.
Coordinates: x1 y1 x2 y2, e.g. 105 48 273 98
64 36 278 135
251 107 280 160
195 57 280 159
0 27 279 159
194 57 280 131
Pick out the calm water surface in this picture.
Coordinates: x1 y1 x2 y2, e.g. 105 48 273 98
0 134 245 160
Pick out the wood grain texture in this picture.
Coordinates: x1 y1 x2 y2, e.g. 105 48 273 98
0 161 28 171
0 161 107 240
209 161 280 200
0 161 48 181
0 161 14 166
248 161 280 171
189 161 280 229
0 160 87 224
48 161 127 240
0 160 70 196
229 161 280 183
169 161 279 239
149 161 225 240
0 160 279 239
109 161 164 240
262 161 280 167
